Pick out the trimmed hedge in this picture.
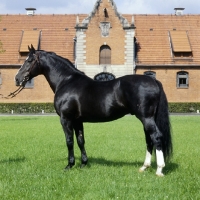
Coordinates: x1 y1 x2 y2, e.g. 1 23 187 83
0 103 56 114
0 102 200 114
168 102 200 113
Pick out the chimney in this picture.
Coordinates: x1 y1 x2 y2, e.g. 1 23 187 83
174 8 185 16
25 8 36 16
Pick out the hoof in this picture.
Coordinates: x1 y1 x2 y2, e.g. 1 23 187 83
64 164 73 171
156 166 164 177
139 165 150 172
156 173 164 177
139 167 145 173
80 163 87 168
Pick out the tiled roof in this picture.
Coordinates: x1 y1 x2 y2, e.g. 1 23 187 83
1 14 200 66
131 14 200 65
0 14 86 64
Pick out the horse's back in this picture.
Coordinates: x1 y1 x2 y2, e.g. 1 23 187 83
89 74 160 119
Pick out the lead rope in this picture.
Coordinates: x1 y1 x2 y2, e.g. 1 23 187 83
0 85 25 99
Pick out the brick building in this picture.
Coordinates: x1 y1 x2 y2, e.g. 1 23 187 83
0 0 200 103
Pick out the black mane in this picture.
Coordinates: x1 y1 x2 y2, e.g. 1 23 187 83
39 50 85 75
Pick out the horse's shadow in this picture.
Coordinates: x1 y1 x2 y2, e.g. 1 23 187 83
88 156 143 167
0 156 178 175
85 156 179 175
0 156 26 164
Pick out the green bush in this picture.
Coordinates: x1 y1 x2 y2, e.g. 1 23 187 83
169 102 200 113
0 102 200 114
0 103 56 114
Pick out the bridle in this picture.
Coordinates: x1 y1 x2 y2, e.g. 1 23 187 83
22 52 40 85
0 52 40 99
28 52 40 75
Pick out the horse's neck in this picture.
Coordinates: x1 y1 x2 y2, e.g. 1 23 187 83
41 55 74 93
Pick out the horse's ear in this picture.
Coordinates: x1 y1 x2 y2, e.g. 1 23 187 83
28 45 31 52
31 44 36 53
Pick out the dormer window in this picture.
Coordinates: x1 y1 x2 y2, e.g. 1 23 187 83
170 31 192 59
19 30 41 59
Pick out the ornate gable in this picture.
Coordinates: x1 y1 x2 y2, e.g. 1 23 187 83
74 0 136 79
76 0 134 29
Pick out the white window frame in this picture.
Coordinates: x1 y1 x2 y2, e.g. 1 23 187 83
177 71 189 88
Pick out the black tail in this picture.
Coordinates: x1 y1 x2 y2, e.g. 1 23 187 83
155 80 173 161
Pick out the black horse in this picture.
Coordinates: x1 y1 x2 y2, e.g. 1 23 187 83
15 45 172 176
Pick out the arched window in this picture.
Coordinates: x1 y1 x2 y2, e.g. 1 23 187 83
94 72 115 81
99 45 111 65
177 71 189 88
144 71 156 79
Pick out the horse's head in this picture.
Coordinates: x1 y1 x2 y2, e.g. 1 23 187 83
15 45 40 87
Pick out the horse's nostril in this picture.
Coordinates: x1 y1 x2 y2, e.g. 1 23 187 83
15 78 20 86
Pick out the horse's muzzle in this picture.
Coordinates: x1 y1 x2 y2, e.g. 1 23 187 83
15 78 20 86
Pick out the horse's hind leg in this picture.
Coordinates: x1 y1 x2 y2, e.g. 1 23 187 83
140 117 165 176
139 130 153 172
73 120 88 168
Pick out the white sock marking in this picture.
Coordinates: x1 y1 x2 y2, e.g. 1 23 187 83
156 149 165 167
156 150 165 176
144 150 152 166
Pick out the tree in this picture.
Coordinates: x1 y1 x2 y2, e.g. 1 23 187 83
0 41 5 53
0 16 5 53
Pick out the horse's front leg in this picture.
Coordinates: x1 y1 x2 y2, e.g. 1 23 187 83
60 117 75 170
73 120 88 168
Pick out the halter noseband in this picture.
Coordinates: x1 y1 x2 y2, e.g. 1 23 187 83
23 52 40 83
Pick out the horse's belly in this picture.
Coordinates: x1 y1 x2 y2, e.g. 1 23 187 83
81 107 129 122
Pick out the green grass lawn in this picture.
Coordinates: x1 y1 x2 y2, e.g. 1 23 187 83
0 115 200 199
